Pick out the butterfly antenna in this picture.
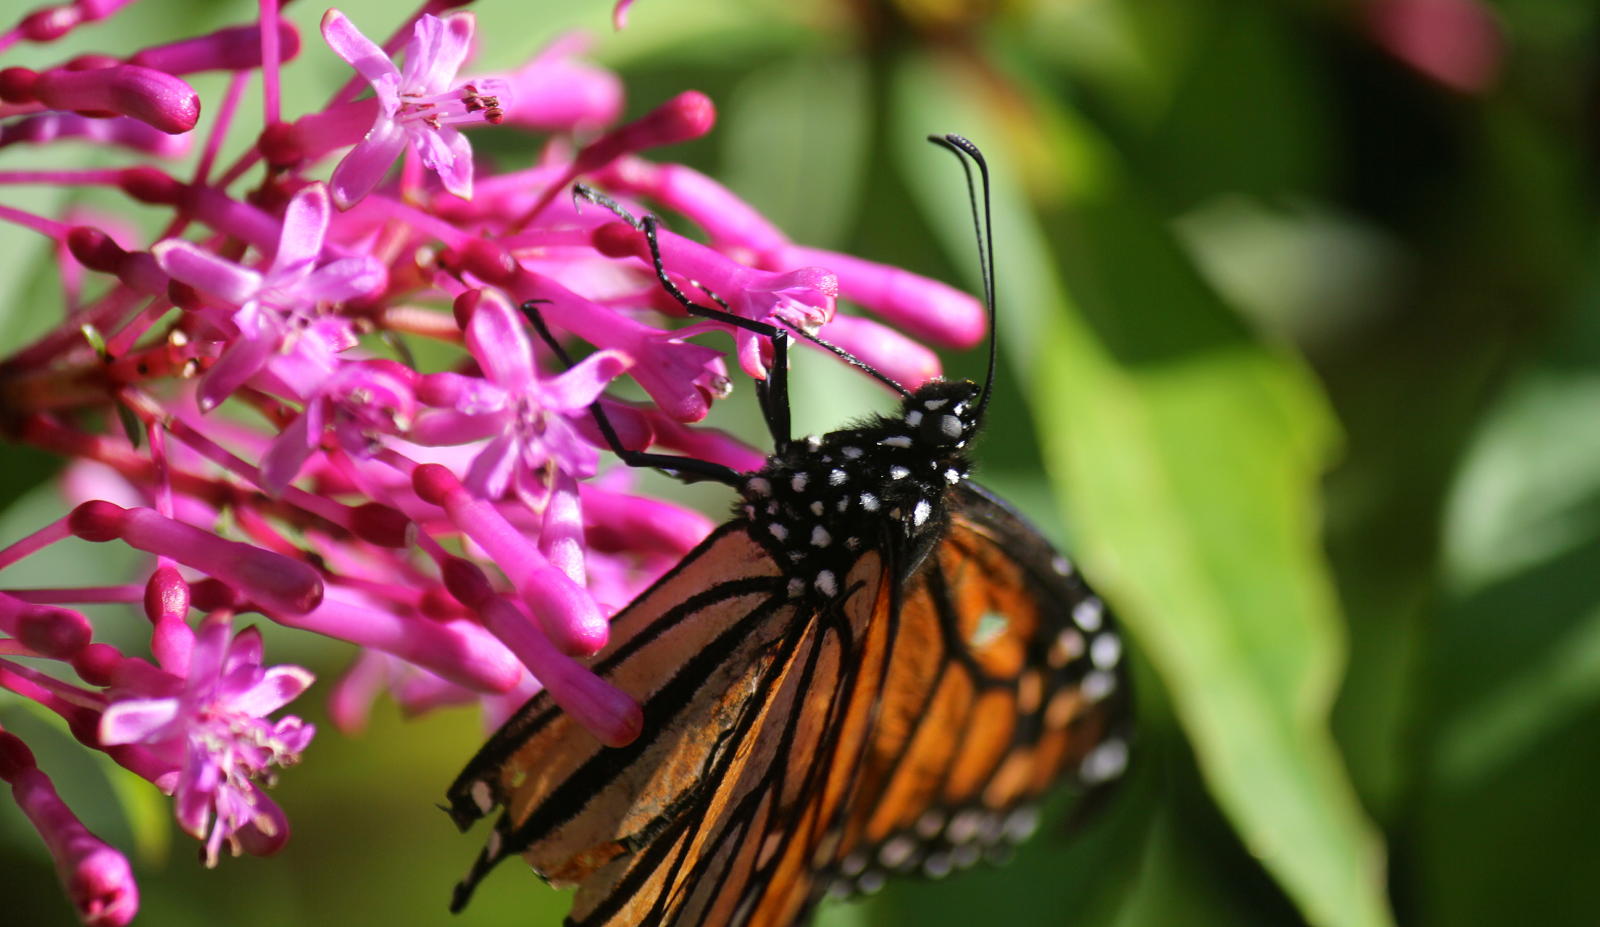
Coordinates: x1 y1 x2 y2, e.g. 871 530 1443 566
927 133 998 424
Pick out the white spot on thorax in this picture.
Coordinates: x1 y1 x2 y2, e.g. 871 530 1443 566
768 523 789 541
938 414 962 438
790 473 809 492
945 469 962 484
746 477 771 497
810 500 825 516
912 499 932 526
924 398 948 410
828 469 847 486
889 466 910 480
860 493 879 511
905 410 924 427
841 446 863 459
881 435 912 448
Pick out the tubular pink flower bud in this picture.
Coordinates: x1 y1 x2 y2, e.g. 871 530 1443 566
71 642 123 687
13 1 137 45
441 557 640 748
68 502 324 616
127 19 301 75
29 64 201 134
576 90 714 175
414 464 607 655
0 733 139 927
774 244 986 348
490 36 622 131
0 592 91 658
270 591 521 694
596 156 788 255
143 566 193 672
580 484 713 557
0 112 190 156
65 227 166 293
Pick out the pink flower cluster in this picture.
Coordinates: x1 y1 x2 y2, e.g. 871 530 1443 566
0 1 983 923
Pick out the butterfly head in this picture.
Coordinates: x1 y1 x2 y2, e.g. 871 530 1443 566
902 379 982 451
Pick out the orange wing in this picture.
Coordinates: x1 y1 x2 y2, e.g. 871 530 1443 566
445 484 1129 927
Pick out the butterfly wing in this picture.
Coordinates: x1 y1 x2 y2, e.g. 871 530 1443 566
446 483 1130 927
812 481 1131 901
445 520 895 926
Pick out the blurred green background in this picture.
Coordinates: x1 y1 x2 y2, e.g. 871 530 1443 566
3 0 1599 925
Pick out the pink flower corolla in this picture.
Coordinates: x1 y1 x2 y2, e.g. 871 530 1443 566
594 220 838 377
321 9 508 209
98 619 314 867
412 291 632 500
152 182 385 411
258 358 417 495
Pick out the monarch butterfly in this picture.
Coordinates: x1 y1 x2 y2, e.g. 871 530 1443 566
445 135 1131 926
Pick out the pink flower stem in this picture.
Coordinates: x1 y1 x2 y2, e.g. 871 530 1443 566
2 585 144 604
258 0 282 126
0 202 69 240
194 70 250 186
0 515 71 570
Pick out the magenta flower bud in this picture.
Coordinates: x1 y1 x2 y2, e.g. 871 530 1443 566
414 464 608 655
491 36 622 131
116 166 185 204
142 565 189 624
820 313 941 388
441 557 640 748
0 592 91 658
64 227 166 294
31 64 201 134
127 19 301 75
596 157 788 255
15 1 136 45
775 244 986 348
580 484 713 557
349 502 413 548
0 112 190 156
270 592 521 694
0 736 140 926
69 502 324 616
143 565 193 672
70 642 122 686
574 90 714 175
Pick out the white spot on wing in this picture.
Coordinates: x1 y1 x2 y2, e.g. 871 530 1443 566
810 500 824 516
811 526 831 548
1090 632 1122 669
828 469 847 486
1080 737 1129 784
889 466 910 480
1072 597 1104 632
768 523 789 541
1082 669 1117 702
746 477 771 497
791 473 809 492
860 493 879 511
815 570 838 597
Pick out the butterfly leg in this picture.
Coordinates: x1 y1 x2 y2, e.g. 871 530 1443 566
520 301 748 487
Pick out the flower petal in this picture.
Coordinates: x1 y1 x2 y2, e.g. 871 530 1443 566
269 184 330 278
402 12 474 95
465 293 537 391
540 349 632 411
463 432 518 499
196 315 278 411
98 698 181 746
320 9 399 88
259 401 321 496
152 240 263 306
299 257 386 304
416 124 474 200
330 117 407 210
226 666 315 718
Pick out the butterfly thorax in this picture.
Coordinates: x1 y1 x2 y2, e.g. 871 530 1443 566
737 379 981 603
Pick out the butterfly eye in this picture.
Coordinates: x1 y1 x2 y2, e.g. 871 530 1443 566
919 411 966 447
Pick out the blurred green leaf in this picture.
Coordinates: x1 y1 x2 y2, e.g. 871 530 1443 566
890 52 1392 927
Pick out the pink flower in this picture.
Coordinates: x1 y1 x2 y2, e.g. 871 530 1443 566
412 291 632 499
99 619 314 867
321 9 508 208
152 182 385 410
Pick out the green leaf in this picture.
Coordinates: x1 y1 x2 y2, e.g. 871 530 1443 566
891 53 1393 927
